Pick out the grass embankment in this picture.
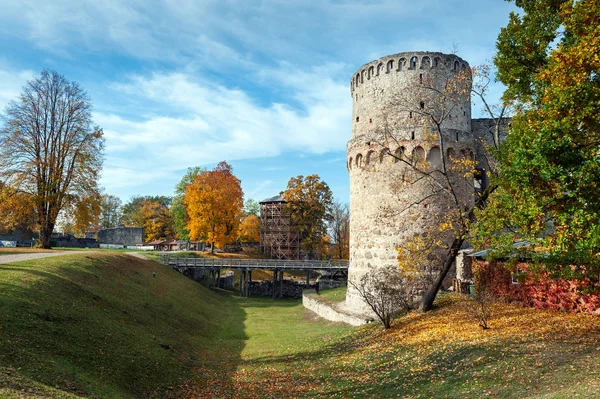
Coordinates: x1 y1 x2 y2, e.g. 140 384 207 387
0 252 247 398
3 252 600 398
216 294 600 399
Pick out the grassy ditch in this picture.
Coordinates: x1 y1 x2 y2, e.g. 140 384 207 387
0 252 246 398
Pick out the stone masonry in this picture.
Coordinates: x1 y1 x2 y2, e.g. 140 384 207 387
345 51 500 313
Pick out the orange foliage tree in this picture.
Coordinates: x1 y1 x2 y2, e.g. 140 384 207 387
0 183 36 235
142 200 175 242
238 215 260 243
184 162 243 253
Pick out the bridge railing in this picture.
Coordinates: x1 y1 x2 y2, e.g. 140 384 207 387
159 255 349 270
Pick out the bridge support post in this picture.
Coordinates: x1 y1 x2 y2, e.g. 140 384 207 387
279 270 284 299
244 269 249 297
306 270 310 288
272 270 277 299
239 270 243 296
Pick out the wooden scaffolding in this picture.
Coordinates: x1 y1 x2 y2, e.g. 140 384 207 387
259 196 300 260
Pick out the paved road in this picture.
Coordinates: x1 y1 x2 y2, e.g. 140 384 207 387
0 251 90 264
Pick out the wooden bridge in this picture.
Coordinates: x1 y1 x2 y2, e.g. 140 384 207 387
160 256 349 298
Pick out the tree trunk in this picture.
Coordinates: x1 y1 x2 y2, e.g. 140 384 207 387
419 185 497 312
39 223 54 249
419 237 464 312
210 241 215 254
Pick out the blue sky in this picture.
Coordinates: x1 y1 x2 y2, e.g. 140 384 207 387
0 0 515 205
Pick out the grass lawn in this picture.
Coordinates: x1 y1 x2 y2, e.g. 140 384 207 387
1 253 600 398
317 286 347 303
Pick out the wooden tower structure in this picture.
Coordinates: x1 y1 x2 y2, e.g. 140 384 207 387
259 195 300 260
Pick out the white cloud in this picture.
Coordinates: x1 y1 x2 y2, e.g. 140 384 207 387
0 68 35 111
97 66 351 195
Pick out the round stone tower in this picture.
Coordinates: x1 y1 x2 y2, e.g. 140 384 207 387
345 51 475 312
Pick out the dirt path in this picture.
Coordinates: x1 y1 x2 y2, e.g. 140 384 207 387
124 252 149 260
0 251 90 264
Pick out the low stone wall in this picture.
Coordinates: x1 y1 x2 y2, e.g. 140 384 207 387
318 278 347 290
178 267 205 283
302 291 370 326
218 271 235 290
247 280 310 298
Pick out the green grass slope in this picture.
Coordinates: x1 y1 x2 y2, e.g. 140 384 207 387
0 252 246 399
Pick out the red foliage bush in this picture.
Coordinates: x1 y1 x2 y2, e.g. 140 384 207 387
473 260 600 315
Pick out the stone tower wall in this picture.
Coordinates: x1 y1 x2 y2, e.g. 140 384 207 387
346 51 476 312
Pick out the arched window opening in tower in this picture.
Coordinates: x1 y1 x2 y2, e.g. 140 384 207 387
421 56 431 69
454 60 459 71
356 116 359 122
447 147 456 163
411 131 415 140
412 146 425 164
398 58 406 71
356 154 363 168
368 66 374 79
379 149 388 163
348 157 353 170
377 63 383 76
410 56 417 69
366 150 376 165
420 101 425 109
386 59 394 73
427 146 442 168
393 147 405 163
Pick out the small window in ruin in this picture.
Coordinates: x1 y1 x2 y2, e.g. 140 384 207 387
409 111 412 119
419 73 423 84
356 116 359 122
386 59 394 73
411 131 415 140
420 101 425 109
456 132 459 141
410 56 417 69
454 61 459 71
369 118 372 124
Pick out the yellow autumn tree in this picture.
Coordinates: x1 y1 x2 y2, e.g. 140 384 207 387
238 214 260 243
142 200 175 242
184 161 243 253
0 183 36 235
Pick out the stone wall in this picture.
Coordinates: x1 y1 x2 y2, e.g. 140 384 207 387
346 51 475 313
217 271 235 290
318 278 347 290
247 280 310 298
97 226 144 246
303 291 369 326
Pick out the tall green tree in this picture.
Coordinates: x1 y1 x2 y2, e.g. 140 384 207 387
281 175 333 259
171 167 205 240
475 0 600 279
243 199 260 218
